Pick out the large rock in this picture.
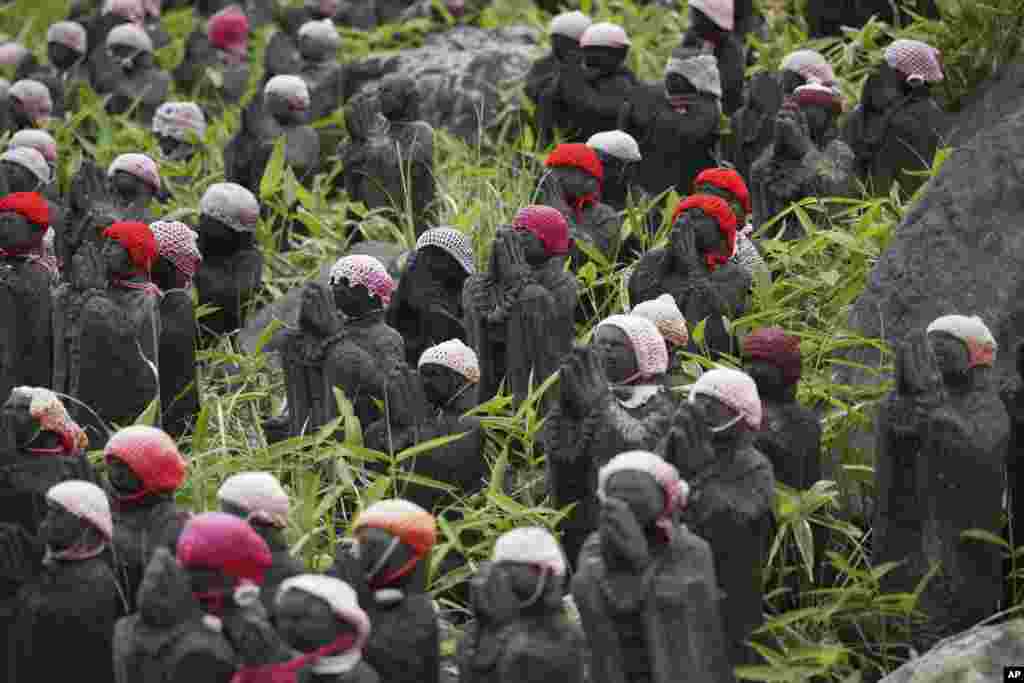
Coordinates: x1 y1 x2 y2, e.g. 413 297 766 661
345 25 539 144
879 620 1024 683
951 60 1024 146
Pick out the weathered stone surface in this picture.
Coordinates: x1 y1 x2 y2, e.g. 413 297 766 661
878 620 1024 683
345 26 539 144
950 61 1024 147
238 240 406 355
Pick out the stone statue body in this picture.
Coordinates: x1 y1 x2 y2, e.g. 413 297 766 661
536 166 619 257
555 43 639 143
103 48 171 125
173 29 250 108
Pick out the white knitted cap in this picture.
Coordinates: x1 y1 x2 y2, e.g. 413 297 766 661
587 130 641 162
200 182 260 233
689 367 762 429
415 227 475 275
926 314 997 367
631 294 688 348
0 147 51 185
418 339 480 384
106 23 154 53
109 152 161 192
47 480 114 542
9 129 57 164
492 527 566 576
218 471 290 528
596 314 669 380
153 102 207 142
278 575 371 648
550 10 593 40
8 79 53 120
103 0 145 22
47 21 88 54
580 22 630 48
328 254 395 306
264 75 311 112
298 19 341 50
665 53 722 98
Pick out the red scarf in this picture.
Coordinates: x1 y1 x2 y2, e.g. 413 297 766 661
231 634 359 683
112 274 162 297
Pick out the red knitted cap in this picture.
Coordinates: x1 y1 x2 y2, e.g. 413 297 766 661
512 205 572 256
208 6 249 56
177 512 272 584
103 221 158 273
693 168 751 215
545 143 604 182
0 192 50 228
742 327 802 386
105 425 187 497
671 194 737 270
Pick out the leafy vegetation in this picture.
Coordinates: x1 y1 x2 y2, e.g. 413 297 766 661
2 0 1022 678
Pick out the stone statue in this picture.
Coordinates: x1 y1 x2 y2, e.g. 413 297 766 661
0 79 53 135
377 74 437 235
585 130 646 215
218 471 305 614
742 327 821 491
149 220 201 438
0 147 52 198
101 23 171 124
463 207 577 405
841 40 948 198
543 317 674 567
104 425 189 610
730 49 835 180
693 167 766 283
554 22 639 143
571 451 735 683
666 369 774 666
337 92 401 230
113 513 292 683
264 0 337 82
628 194 737 357
15 21 89 118
459 527 585 683
619 49 720 201
875 316 1007 650
538 143 620 257
254 575 379 682
388 227 474 366
365 344 487 514
194 182 263 338
679 0 745 115
52 222 161 445
7 130 58 191
631 294 689 375
8 480 127 682
298 19 346 123
527 11 592 146
805 0 939 38
174 6 251 108
152 102 207 163
331 499 440 683
272 255 403 436
750 86 855 240
0 194 56 403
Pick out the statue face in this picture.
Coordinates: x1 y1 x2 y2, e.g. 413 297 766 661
863 62 906 113
779 69 806 95
494 561 550 605
802 103 832 139
692 393 741 435
150 255 181 291
694 184 746 226
1 161 41 193
354 526 415 584
186 566 236 614
0 212 40 250
110 171 154 205
593 324 639 384
514 228 549 268
297 35 330 62
2 390 37 449
106 456 144 496
102 238 135 275
603 470 664 528
198 214 236 250
551 35 581 63
927 331 970 378
107 43 146 74
691 212 726 258
689 6 720 35
378 77 413 120
332 280 380 318
665 73 697 97
265 93 305 126
582 46 626 76
48 42 81 71
39 502 89 552
419 363 464 407
276 589 347 652
599 154 635 192
744 359 787 397
157 134 196 162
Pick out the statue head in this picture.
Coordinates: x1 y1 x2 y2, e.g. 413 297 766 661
276 575 370 662
207 6 250 62
352 499 436 594
688 0 735 34
511 204 571 266
108 152 161 205
631 294 689 352
688 368 762 443
418 339 479 407
925 314 996 387
305 0 340 20
587 130 641 193
328 254 395 317
263 75 311 126
41 480 112 562
218 471 290 530
198 182 259 255
693 167 751 227
46 21 88 70
104 425 187 504
473 527 567 623
544 143 604 206
8 80 53 129
579 23 630 77
297 19 340 63
103 0 146 24
377 74 418 122
0 147 50 193
101 220 158 276
598 450 688 539
793 82 842 141
105 23 154 75
176 512 272 616
0 191 50 252
669 194 737 272
549 10 592 62
153 102 207 161
344 92 388 142
414 227 476 283
594 314 668 385
779 49 835 95
664 50 722 105
3 386 87 454
149 219 201 290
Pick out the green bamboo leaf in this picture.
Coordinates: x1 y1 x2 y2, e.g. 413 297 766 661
395 432 469 463
260 137 287 201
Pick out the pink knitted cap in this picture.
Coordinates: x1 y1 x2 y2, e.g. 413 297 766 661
492 526 566 577
0 42 27 66
278 575 371 650
103 0 145 22
108 152 161 192
1 147 51 185
47 21 88 54
631 294 688 348
9 80 53 122
926 314 997 368
780 49 835 85
416 227 475 274
200 183 260 232
47 480 113 542
150 220 202 285
688 367 762 429
885 39 943 84
580 22 630 48
596 314 669 380
177 512 273 584
218 471 290 528
9 129 57 164
598 451 690 536
329 254 395 306
12 386 89 453
689 0 734 31
418 339 480 384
